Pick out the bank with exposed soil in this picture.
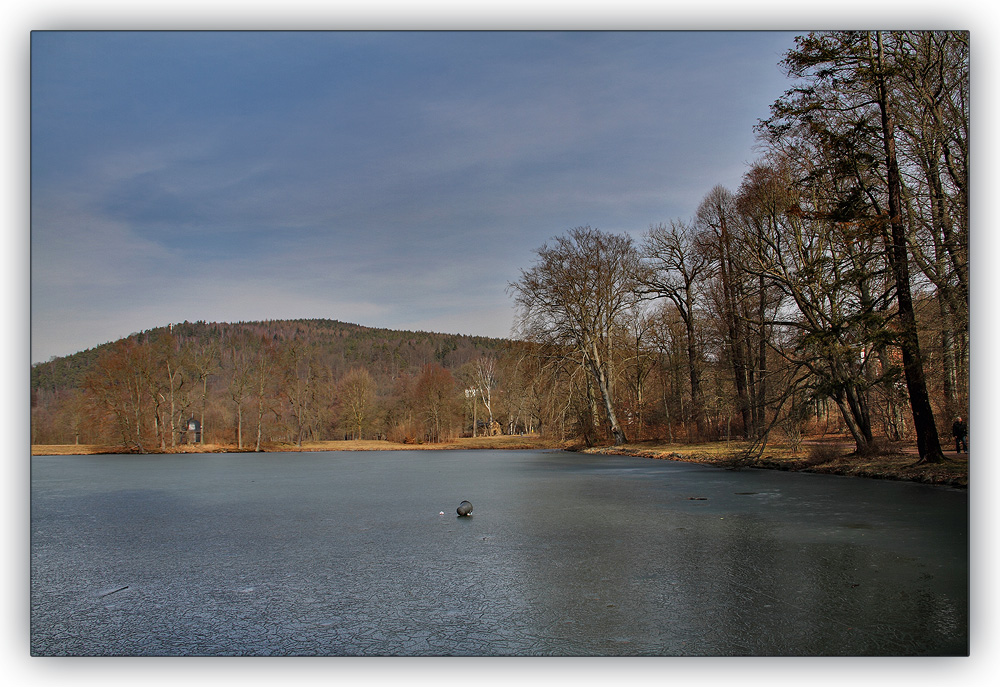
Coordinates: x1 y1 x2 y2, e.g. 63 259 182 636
579 441 968 488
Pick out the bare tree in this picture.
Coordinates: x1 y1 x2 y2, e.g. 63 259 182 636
414 363 456 442
648 301 689 442
252 336 278 452
639 219 711 438
696 186 765 439
473 356 498 430
340 367 377 440
615 303 657 441
226 331 255 450
185 339 220 445
149 332 189 449
509 226 640 445
281 341 317 447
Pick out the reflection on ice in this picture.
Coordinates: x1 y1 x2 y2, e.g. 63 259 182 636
31 450 967 656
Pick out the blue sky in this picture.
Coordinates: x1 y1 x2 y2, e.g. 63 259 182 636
31 30 798 362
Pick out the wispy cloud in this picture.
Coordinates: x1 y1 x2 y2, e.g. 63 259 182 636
31 30 796 362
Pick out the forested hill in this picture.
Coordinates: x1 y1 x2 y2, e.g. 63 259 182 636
31 318 508 394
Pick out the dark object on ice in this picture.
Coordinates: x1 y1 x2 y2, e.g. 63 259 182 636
457 500 473 516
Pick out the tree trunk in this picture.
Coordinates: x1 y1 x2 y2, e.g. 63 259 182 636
255 394 264 452
755 273 768 438
683 305 706 440
844 383 874 449
236 404 243 450
939 296 956 420
834 392 874 455
586 350 628 446
874 32 944 463
584 367 598 447
718 209 753 438
200 376 208 445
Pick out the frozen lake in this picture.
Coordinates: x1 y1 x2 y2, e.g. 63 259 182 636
30 450 968 656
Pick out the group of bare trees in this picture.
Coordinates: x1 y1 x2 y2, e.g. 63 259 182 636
74 330 296 452
510 31 968 462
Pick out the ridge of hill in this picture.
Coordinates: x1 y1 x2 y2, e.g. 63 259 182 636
31 318 509 393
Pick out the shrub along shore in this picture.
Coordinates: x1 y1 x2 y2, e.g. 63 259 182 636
31 434 967 488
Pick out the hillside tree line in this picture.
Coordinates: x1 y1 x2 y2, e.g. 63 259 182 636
31 320 520 450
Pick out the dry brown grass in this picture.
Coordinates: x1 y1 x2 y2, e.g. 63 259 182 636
582 436 967 487
583 440 799 464
31 444 117 456
31 434 563 456
32 443 248 455
289 434 563 452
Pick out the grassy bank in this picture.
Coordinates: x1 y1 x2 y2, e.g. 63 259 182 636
581 438 969 487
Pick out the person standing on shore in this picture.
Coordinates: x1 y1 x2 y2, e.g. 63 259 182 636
951 417 968 453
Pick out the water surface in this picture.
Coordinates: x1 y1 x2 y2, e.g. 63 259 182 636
30 450 968 656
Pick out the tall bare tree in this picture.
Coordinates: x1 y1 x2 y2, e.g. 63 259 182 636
639 219 710 438
473 356 498 431
696 186 764 438
252 336 278 452
280 341 318 447
148 332 189 449
510 226 640 445
340 367 377 440
414 363 456 442
226 331 255 450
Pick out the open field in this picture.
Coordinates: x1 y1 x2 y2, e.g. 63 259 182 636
31 434 968 487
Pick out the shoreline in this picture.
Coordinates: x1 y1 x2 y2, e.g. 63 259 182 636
580 442 969 488
31 436 968 488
